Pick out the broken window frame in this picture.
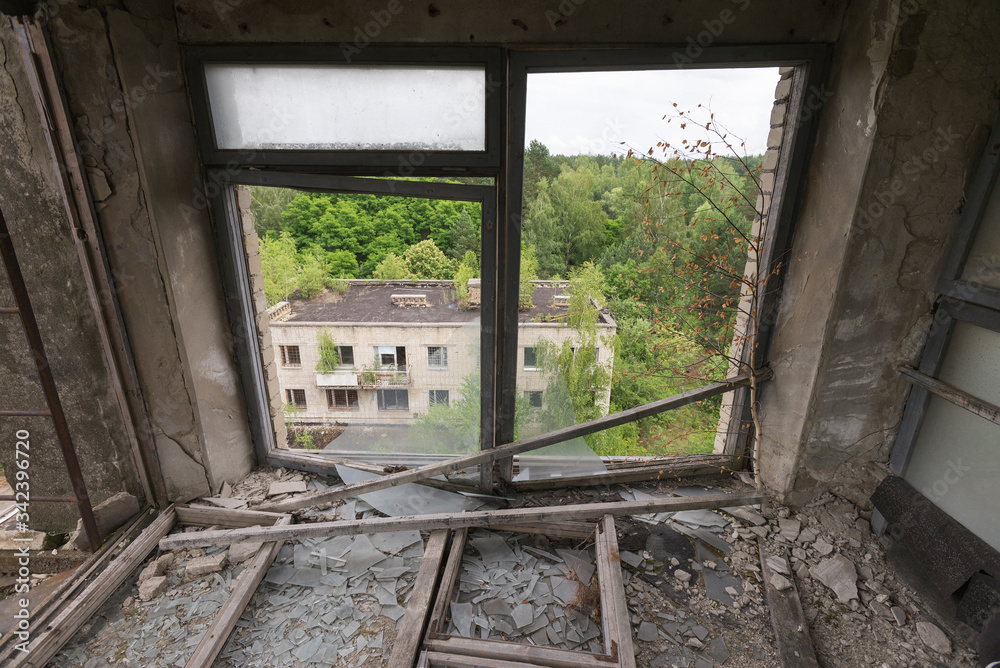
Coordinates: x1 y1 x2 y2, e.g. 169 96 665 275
285 388 307 411
194 44 830 490
336 345 355 368
881 115 1000 537
417 517 635 667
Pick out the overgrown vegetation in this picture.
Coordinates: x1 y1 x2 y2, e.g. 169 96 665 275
256 108 764 457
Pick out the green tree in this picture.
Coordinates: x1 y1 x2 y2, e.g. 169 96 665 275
403 239 458 279
373 252 410 280
249 186 298 236
260 231 300 306
453 250 480 308
316 329 341 372
519 244 539 310
447 209 480 261
298 246 330 299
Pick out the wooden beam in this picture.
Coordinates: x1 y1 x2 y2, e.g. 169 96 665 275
387 530 450 668
489 521 595 539
259 374 755 512
184 515 292 668
159 493 762 550
511 456 734 492
596 515 636 668
175 503 287 528
0 509 156 663
424 652 542 668
759 548 820 668
426 528 468 636
899 365 1000 427
421 637 616 668
10 507 178 667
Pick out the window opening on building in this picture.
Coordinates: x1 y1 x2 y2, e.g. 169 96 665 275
279 345 301 368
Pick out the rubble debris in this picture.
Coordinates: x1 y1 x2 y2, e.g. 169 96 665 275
0 529 62 551
186 552 227 578
916 621 952 655
267 480 308 497
810 555 858 604
137 575 167 601
68 491 140 551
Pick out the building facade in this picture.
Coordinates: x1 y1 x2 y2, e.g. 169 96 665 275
268 280 616 428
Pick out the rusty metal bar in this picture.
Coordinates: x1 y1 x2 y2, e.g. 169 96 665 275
0 409 52 417
0 206 101 552
0 495 76 502
0 306 19 313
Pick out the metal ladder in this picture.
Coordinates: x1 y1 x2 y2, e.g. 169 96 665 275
0 204 100 551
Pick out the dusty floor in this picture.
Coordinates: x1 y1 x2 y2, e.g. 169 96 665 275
33 467 987 667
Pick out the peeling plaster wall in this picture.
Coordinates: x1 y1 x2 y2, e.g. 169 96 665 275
0 25 141 530
30 0 256 502
758 0 1000 505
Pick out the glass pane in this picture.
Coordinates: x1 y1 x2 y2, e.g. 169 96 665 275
246 185 483 465
936 321 1000 406
960 179 1000 289
205 64 486 151
903 395 1000 552
515 68 778 467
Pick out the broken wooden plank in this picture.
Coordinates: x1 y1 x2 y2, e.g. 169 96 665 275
388 530 450 668
10 507 178 667
759 548 820 668
899 365 1000 427
423 651 548 667
159 492 761 550
422 636 615 668
0 508 157 664
596 515 636 668
174 503 287 528
511 456 735 491
259 374 754 512
489 521 595 539
426 528 469 637
184 514 292 668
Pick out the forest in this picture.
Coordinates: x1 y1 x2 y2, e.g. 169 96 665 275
255 135 763 457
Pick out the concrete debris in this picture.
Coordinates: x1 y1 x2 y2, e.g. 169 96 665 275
68 491 140 550
138 575 167 601
186 552 228 578
674 569 692 584
891 606 907 626
915 621 952 655
201 497 248 509
812 538 834 556
769 573 793 592
778 518 801 541
138 553 173 584
0 529 63 551
268 481 308 497
811 555 858 604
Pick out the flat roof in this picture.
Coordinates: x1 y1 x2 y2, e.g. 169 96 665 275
277 281 615 327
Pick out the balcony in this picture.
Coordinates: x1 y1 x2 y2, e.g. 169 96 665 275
358 365 411 388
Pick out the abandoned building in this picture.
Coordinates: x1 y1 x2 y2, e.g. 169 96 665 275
0 0 999 666
268 279 615 434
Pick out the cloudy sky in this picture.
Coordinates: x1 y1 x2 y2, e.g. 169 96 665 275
524 67 780 158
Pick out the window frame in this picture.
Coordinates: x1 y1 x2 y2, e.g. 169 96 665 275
377 388 410 412
197 43 830 487
279 344 301 368
285 388 307 411
523 346 538 370
184 45 503 173
327 388 359 411
427 345 448 369
336 345 355 368
429 389 450 407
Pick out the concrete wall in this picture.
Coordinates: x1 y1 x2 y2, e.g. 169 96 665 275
757 0 1000 505
0 25 142 530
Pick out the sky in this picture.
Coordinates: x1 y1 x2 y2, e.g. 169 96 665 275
525 67 780 158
